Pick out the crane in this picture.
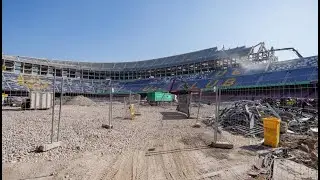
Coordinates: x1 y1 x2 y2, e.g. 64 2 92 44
248 42 304 62
270 47 303 59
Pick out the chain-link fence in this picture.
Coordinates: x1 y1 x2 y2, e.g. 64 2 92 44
2 72 117 162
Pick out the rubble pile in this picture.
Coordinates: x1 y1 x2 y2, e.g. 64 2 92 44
54 96 73 105
280 134 318 169
278 110 318 134
248 148 290 179
64 95 96 106
217 100 276 137
201 98 318 172
203 99 318 137
248 143 318 179
272 98 318 134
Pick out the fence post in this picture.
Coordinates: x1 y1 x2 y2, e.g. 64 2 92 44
129 91 132 104
196 89 202 122
50 70 56 143
101 79 113 129
214 86 219 143
57 77 63 141
109 85 113 128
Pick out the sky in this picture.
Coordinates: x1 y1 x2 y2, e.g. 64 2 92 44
2 0 318 62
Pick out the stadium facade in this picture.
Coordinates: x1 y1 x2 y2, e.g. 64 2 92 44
2 46 251 80
1 42 318 95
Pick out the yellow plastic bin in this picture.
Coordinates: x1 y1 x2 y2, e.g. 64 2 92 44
263 117 281 148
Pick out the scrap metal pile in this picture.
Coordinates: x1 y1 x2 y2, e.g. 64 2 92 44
276 107 318 135
217 100 278 137
204 98 318 137
263 98 318 133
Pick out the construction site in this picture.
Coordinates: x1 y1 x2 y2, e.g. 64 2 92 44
2 41 319 180
2 83 318 180
3 0 319 179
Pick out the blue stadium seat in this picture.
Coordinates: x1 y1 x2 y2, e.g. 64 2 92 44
1 56 318 94
285 67 314 83
257 71 288 85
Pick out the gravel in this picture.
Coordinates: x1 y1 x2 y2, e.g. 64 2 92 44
2 103 213 164
2 99 317 180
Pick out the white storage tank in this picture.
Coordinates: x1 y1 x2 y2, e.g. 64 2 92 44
29 91 53 110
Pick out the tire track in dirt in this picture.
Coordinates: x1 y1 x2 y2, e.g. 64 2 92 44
160 139 181 180
147 138 168 180
169 138 197 179
54 151 118 179
103 150 138 180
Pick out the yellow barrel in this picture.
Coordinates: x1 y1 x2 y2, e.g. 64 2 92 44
263 117 281 148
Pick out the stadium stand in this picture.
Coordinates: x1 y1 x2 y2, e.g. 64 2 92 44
2 45 318 94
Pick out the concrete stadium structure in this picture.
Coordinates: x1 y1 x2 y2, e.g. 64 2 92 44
2 42 318 95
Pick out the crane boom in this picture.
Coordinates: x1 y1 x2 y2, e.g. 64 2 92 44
270 47 303 59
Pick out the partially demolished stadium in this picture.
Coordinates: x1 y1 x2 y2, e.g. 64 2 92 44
2 42 318 179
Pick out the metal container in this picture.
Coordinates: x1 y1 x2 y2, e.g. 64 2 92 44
29 91 53 109
147 92 173 102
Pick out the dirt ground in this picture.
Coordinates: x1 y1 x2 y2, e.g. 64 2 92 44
2 103 317 180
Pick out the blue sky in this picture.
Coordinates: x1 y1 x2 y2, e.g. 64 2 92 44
2 0 318 62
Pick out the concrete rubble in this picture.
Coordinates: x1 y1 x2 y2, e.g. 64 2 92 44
279 134 318 169
200 99 318 172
